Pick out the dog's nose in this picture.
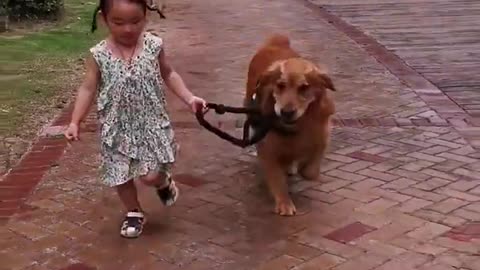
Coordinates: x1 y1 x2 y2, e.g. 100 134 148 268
280 109 296 120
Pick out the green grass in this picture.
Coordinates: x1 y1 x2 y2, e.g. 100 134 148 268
0 0 105 136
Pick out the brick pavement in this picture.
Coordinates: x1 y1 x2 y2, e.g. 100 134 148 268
1 0 480 269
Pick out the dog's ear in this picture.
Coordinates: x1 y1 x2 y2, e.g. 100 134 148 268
306 68 336 92
255 66 282 114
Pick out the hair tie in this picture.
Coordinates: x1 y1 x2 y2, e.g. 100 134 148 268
91 5 101 33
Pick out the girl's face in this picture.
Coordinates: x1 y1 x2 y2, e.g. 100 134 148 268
104 1 146 46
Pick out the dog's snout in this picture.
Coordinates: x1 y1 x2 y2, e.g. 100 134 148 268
280 109 296 120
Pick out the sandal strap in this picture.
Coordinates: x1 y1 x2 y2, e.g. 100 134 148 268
126 211 144 219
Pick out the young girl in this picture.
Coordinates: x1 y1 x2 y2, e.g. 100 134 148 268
64 0 206 238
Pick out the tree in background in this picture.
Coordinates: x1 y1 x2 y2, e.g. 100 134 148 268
7 0 64 21
0 0 7 32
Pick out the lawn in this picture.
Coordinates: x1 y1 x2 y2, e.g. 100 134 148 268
0 0 103 137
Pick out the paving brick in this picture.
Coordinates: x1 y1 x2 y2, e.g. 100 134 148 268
333 188 380 203
396 198 434 213
339 161 375 173
7 221 51 241
408 152 446 163
325 222 376 244
370 187 412 202
471 186 480 195
326 154 358 164
351 212 392 228
362 146 393 155
421 146 451 155
281 241 323 261
356 198 398 214
385 211 427 228
414 178 451 191
257 254 303 270
407 222 451 241
436 188 480 202
413 243 449 256
432 162 466 175
334 146 366 155
315 179 351 192
294 253 346 270
419 263 459 270
369 160 404 172
431 137 467 148
420 169 457 181
399 138 434 148
390 169 431 181
357 169 399 182
326 169 367 182
400 160 435 172
302 189 344 204
295 230 364 259
463 202 480 213
382 178 417 190
291 181 320 193
401 188 447 202
432 237 479 254
450 146 477 156
452 208 480 221
427 198 470 214
374 252 431 270
354 239 406 258
349 178 385 191
413 209 467 227
347 152 387 163
331 252 387 270
321 161 344 173
389 236 420 250
437 153 477 164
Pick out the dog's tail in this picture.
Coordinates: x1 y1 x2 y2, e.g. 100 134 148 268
264 34 290 48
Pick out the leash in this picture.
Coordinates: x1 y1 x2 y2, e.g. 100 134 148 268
195 103 274 148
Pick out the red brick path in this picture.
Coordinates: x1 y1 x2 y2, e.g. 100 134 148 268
1 0 479 269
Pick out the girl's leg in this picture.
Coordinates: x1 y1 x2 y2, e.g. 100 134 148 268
140 170 178 206
103 149 146 238
116 179 142 211
116 180 146 238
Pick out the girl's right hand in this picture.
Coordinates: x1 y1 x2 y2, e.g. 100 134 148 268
64 123 80 141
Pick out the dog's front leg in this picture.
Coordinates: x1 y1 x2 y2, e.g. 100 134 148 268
259 156 296 216
299 150 325 181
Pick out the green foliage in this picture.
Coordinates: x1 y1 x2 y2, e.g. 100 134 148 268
7 0 64 21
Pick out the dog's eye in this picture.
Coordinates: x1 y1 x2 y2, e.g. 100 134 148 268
298 84 309 95
277 82 286 90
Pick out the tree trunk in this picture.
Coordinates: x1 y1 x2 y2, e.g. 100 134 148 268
0 15 7 32
0 0 7 32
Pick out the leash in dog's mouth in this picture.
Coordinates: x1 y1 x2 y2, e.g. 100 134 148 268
195 100 297 148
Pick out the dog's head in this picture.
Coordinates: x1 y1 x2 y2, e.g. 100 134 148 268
255 58 336 124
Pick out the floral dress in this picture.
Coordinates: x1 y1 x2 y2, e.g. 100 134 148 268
90 32 177 187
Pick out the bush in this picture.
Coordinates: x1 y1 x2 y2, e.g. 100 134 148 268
7 0 64 21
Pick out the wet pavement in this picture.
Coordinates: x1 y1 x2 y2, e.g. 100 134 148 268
1 0 479 269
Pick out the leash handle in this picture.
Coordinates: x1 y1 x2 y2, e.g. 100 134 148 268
195 103 269 148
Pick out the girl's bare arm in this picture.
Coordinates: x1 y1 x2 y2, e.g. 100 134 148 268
70 55 100 125
158 47 195 105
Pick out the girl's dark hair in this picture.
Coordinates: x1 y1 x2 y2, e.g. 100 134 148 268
91 0 166 33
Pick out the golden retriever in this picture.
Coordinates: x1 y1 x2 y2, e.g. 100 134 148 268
244 34 336 216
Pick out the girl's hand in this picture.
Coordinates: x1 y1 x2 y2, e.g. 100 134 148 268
64 123 80 141
188 96 207 114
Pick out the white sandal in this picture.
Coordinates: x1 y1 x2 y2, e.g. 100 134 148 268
120 210 146 238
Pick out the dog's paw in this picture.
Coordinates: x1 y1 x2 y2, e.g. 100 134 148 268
287 162 298 176
275 200 297 216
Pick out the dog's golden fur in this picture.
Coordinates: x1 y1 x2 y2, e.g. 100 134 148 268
244 34 336 216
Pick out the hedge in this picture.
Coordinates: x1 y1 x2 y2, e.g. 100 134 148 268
7 0 64 21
